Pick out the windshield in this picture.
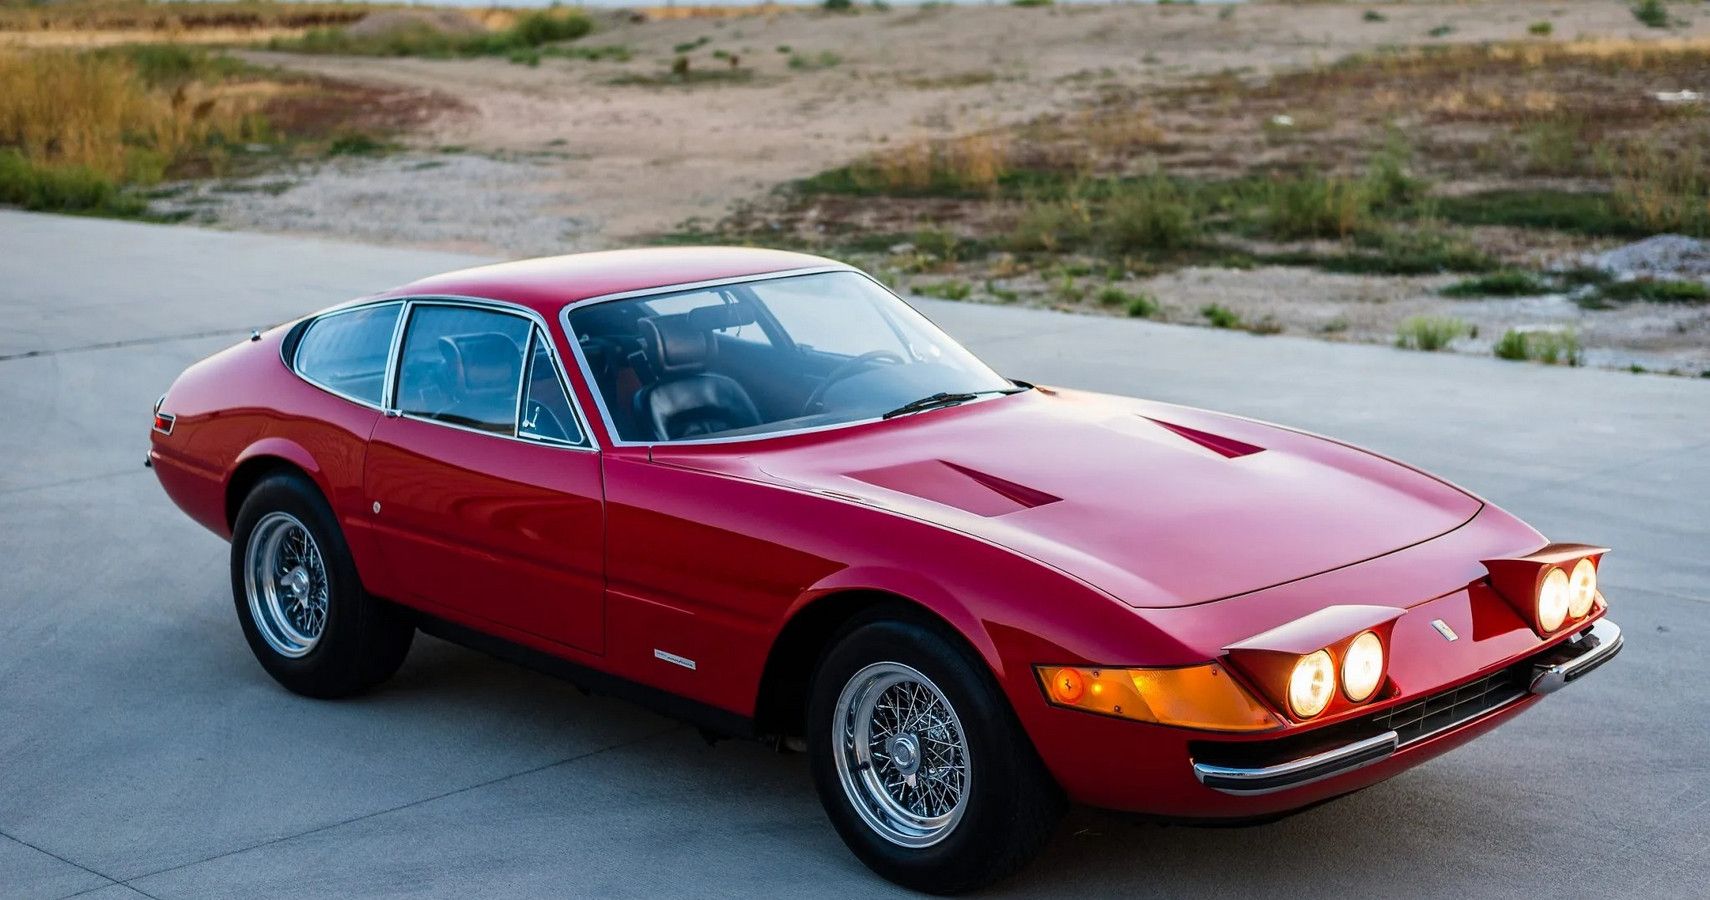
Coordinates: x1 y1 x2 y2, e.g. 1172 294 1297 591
567 270 1016 442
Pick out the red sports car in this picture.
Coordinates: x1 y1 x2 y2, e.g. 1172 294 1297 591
150 248 1621 893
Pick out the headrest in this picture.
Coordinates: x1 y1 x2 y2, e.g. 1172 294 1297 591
438 332 521 396
687 303 757 332
639 314 710 375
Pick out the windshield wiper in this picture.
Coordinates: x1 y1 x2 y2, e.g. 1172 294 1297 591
880 387 1027 420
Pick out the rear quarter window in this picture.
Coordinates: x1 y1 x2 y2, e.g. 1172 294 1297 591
292 303 402 406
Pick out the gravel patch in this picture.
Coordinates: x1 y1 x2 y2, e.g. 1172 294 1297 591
1586 235 1710 283
151 153 598 257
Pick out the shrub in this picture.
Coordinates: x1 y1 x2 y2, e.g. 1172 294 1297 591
0 149 145 216
788 51 843 71
509 11 592 47
1606 141 1710 237
1342 226 1499 275
912 227 965 261
275 10 592 58
1253 171 1372 240
1362 10 1387 23
1201 304 1241 329
1597 279 1710 303
914 279 971 300
1126 294 1159 318
1095 286 1159 317
1395 316 1468 351
1008 196 1090 253
1632 1 1670 29
1528 20 1554 36
1441 270 1551 298
1494 329 1581 365
1103 177 1197 253
831 134 1009 196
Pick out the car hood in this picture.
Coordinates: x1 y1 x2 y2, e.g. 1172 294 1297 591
653 388 1482 608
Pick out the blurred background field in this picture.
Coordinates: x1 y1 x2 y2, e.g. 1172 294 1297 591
2 0 1707 372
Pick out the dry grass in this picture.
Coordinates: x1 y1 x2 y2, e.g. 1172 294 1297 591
836 133 1012 194
0 47 259 183
0 1 376 33
1606 139 1710 236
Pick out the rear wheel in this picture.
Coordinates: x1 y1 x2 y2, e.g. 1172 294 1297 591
230 472 413 698
808 611 1064 894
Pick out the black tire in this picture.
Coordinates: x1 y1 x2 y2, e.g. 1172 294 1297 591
230 472 413 698
807 609 1064 894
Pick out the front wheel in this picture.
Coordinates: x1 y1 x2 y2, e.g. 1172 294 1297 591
808 612 1064 894
230 472 413 698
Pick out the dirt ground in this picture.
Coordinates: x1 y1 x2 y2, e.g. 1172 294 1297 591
146 1 1710 372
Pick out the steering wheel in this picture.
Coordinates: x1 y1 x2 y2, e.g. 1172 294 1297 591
802 350 905 415
521 399 569 441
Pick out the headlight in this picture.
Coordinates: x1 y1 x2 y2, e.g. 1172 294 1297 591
1288 650 1335 718
1538 566 1570 632
1341 631 1385 702
1568 558 1597 619
1036 663 1280 732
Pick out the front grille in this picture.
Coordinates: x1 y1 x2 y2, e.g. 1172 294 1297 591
1371 664 1529 746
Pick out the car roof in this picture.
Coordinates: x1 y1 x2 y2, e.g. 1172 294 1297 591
374 246 847 315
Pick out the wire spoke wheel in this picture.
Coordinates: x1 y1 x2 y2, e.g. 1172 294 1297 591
243 511 329 658
833 661 971 848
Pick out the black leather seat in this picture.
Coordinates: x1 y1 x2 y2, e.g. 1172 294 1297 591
634 313 761 440
436 332 522 433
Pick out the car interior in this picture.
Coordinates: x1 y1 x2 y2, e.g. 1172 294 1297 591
568 273 1009 443
291 274 1010 446
289 303 402 406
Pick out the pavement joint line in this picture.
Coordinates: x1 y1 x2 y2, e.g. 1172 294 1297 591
1 830 123 896
0 325 286 364
115 723 685 888
58 882 164 900
0 468 144 498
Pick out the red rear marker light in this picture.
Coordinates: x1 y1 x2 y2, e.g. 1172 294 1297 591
152 396 175 436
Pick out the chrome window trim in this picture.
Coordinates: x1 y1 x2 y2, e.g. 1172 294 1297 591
515 325 589 448
558 265 1014 449
285 294 599 452
386 296 598 452
288 299 407 413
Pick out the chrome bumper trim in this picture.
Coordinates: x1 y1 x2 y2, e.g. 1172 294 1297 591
1530 619 1622 695
1192 731 1399 796
1194 618 1622 797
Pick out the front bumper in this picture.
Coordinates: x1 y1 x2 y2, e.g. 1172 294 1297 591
1190 619 1622 796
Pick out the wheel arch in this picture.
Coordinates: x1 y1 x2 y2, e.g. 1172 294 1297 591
225 439 328 531
752 582 1001 741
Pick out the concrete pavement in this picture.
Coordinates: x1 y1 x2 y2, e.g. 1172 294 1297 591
2 210 1706 898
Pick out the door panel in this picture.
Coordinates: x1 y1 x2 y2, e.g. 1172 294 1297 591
364 418 605 653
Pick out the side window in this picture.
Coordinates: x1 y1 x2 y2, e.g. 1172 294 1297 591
293 303 402 406
519 329 585 445
394 305 530 435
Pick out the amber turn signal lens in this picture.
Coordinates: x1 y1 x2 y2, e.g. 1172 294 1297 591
1036 663 1280 732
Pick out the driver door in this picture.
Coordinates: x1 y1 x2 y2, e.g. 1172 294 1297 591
363 302 605 653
